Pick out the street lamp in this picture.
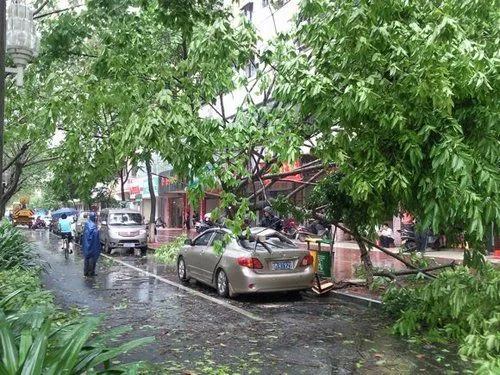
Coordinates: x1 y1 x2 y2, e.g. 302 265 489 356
6 0 39 86
1 0 39 216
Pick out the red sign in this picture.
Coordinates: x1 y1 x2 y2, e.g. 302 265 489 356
262 161 302 184
129 185 142 194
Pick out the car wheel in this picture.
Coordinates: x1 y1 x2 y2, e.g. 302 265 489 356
178 257 188 281
216 269 230 298
140 246 147 256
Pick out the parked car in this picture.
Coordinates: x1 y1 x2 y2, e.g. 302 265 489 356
177 227 315 298
99 208 147 255
74 211 91 243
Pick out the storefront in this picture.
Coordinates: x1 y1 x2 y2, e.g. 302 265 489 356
125 176 159 220
158 171 187 228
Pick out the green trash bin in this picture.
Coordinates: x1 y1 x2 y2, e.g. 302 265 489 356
317 251 332 278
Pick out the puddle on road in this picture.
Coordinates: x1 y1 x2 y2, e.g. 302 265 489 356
29 230 471 375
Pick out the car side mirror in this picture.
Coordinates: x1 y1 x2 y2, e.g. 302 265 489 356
184 238 193 246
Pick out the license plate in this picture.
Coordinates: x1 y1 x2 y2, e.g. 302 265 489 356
122 243 136 248
272 261 293 271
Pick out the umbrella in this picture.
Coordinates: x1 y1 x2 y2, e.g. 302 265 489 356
51 207 79 219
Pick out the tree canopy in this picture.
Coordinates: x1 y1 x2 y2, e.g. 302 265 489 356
270 0 499 256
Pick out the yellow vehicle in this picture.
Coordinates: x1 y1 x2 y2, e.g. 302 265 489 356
12 196 35 227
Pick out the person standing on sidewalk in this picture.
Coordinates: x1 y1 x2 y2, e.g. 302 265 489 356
82 212 101 277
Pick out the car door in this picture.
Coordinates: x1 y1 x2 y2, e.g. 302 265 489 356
184 231 214 281
197 231 226 284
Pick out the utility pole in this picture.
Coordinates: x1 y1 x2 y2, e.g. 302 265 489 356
0 0 7 215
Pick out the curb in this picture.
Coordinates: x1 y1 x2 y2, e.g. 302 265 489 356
331 290 382 308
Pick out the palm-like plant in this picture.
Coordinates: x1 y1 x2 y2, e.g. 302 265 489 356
0 297 153 374
0 221 36 271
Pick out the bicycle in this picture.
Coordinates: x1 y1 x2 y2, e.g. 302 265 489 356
61 233 71 259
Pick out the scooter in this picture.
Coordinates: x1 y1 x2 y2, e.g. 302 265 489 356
398 225 418 252
399 226 442 252
195 220 214 233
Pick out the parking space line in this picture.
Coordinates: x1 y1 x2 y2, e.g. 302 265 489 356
101 254 263 322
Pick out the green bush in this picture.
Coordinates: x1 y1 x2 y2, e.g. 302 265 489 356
0 221 36 270
383 265 500 373
0 304 153 374
153 235 187 265
0 268 53 312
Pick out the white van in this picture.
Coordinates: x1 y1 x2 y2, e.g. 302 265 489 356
99 208 147 255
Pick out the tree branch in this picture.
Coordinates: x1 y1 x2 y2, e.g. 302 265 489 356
34 4 86 19
24 156 60 168
2 142 31 173
33 0 50 16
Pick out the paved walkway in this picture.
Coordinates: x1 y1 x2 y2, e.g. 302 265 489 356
149 228 500 281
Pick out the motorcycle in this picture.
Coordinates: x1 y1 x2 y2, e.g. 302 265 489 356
146 218 166 235
399 226 441 252
296 220 331 242
195 220 215 234
280 217 298 239
31 220 46 230
398 225 418 252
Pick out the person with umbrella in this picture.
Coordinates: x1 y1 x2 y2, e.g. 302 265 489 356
82 212 101 277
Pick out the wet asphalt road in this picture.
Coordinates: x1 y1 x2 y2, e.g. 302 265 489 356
28 230 470 375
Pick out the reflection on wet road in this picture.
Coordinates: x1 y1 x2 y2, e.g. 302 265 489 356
28 230 469 374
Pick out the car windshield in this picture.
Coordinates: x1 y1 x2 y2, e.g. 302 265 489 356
239 232 296 250
108 213 142 226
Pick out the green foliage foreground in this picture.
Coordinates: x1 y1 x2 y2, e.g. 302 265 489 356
383 265 500 373
0 222 154 374
152 235 187 266
0 305 153 375
0 221 36 271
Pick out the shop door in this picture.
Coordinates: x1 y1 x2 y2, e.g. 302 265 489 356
170 197 184 228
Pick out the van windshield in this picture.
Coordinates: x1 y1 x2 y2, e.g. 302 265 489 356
108 213 142 226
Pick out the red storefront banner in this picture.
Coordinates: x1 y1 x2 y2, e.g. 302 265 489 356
262 160 302 184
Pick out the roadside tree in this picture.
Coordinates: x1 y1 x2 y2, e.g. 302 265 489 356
270 0 499 267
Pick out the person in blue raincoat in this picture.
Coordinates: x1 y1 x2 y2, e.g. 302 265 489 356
82 212 101 277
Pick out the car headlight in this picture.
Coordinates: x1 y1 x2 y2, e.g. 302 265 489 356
140 229 147 236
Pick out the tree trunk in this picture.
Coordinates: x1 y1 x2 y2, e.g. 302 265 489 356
354 233 374 284
146 159 156 241
120 169 126 202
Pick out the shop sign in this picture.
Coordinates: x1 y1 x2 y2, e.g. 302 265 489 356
261 160 302 185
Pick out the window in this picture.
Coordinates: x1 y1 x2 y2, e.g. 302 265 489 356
211 231 231 248
193 231 213 246
239 232 297 250
262 0 269 6
108 213 142 225
241 2 253 21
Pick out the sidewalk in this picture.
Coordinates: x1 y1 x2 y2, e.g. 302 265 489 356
149 228 500 280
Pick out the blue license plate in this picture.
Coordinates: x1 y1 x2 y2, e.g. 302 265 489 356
272 261 293 270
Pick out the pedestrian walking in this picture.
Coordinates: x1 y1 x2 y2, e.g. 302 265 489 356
82 212 101 277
